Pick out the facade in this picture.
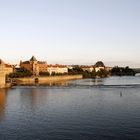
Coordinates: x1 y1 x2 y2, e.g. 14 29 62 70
4 64 14 75
81 61 106 73
0 59 13 88
0 59 13 75
94 67 105 72
81 66 94 72
20 56 68 76
20 56 48 76
105 66 113 71
94 61 105 72
48 64 68 75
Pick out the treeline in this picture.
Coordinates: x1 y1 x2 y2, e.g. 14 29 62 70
8 68 32 78
40 67 110 78
8 69 68 78
111 66 135 76
8 66 135 79
68 67 110 78
39 72 68 76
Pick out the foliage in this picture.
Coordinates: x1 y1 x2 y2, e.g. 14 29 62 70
50 72 68 76
96 69 109 78
68 67 84 75
51 72 56 76
68 67 110 78
8 67 32 78
111 66 135 76
39 72 50 76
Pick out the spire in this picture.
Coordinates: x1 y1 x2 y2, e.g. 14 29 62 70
30 56 37 61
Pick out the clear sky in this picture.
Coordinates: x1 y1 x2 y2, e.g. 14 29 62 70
0 0 140 67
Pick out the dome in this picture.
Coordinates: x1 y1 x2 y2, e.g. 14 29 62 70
94 61 105 67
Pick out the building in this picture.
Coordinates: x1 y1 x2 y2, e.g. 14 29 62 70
94 61 105 72
81 66 94 72
0 59 14 88
105 66 113 72
48 64 68 75
0 60 13 75
20 56 48 76
4 64 14 75
20 56 68 76
81 61 107 73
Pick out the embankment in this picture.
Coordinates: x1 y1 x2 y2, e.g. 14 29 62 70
14 75 83 85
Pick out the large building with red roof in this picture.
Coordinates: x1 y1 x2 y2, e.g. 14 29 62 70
20 56 68 76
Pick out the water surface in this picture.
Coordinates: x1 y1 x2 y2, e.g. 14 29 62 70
0 76 140 140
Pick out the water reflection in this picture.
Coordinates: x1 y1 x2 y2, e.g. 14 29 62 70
120 91 123 97
1 77 140 140
44 81 69 86
92 78 103 85
0 89 7 121
67 76 140 87
19 88 49 110
19 81 69 87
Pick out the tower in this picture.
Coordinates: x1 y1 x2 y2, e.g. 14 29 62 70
30 56 39 76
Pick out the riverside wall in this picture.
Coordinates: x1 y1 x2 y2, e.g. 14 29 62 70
14 75 83 85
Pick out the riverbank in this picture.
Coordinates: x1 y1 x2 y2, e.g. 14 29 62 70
12 75 83 86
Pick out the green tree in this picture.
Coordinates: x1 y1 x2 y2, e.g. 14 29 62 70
8 67 32 78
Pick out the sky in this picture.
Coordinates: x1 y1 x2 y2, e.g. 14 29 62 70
0 0 140 67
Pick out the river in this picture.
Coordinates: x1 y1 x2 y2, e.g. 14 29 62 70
0 76 140 140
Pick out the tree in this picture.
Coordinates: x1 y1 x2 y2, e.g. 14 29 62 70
8 67 32 78
111 66 135 76
39 72 50 76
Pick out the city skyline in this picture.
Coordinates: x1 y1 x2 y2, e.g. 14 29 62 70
0 0 140 67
